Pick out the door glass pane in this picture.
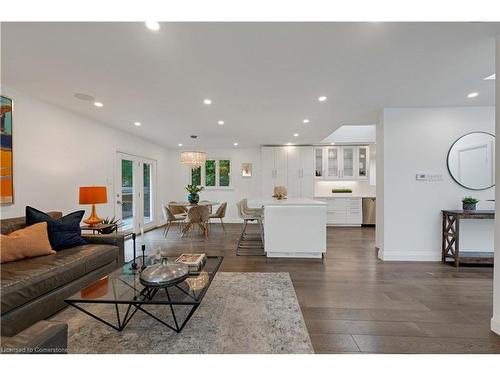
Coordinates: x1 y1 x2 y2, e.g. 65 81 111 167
315 148 323 177
358 148 367 177
121 159 134 230
205 160 216 186
219 160 230 186
343 148 354 177
143 163 152 224
328 148 338 176
191 166 201 186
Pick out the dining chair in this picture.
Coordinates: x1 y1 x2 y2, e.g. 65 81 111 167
209 202 227 231
168 201 187 215
182 205 210 239
162 204 187 237
199 200 213 214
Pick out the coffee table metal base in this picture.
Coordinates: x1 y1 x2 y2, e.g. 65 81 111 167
66 285 199 333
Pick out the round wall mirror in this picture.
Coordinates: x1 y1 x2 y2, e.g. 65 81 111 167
447 132 495 190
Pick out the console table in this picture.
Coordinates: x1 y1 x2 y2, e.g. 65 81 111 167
442 210 494 267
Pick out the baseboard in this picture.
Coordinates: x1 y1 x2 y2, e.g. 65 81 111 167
491 316 500 335
378 249 441 262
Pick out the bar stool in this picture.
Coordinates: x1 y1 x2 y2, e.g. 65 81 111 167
235 199 265 256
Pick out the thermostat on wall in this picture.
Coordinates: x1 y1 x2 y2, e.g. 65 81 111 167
416 173 443 182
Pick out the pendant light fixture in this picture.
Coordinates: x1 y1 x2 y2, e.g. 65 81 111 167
180 135 206 168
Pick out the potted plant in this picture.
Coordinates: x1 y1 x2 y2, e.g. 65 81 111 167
100 216 122 234
185 184 204 204
462 196 479 211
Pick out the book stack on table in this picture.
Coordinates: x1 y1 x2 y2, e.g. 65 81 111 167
175 254 207 274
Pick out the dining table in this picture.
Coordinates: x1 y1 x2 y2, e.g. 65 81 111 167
168 201 220 208
168 201 220 238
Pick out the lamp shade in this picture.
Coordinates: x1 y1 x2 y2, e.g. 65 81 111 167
79 186 108 205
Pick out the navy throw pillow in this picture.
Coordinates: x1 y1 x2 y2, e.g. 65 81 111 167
26 206 87 251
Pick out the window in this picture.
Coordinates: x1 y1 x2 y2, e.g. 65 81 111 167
190 158 231 188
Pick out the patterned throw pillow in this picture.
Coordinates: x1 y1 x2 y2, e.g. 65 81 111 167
26 206 87 250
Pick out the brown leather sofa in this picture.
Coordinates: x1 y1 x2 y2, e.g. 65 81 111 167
0 212 125 353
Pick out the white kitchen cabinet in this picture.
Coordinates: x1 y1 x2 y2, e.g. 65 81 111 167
314 147 324 178
261 146 314 199
317 197 362 225
326 147 341 178
320 145 370 181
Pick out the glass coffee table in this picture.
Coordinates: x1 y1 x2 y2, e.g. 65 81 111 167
65 256 223 333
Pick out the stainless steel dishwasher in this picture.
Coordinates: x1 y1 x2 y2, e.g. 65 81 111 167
362 197 376 226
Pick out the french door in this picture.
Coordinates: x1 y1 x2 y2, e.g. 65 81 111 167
115 152 157 233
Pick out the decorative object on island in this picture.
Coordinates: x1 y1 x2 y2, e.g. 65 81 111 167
0 95 13 205
176 253 207 274
180 151 207 168
130 233 138 270
185 184 204 204
79 186 108 225
462 196 479 211
272 185 288 200
99 216 122 234
241 163 252 177
332 188 352 193
139 258 189 288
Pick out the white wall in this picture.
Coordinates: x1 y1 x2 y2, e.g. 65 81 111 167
492 35 500 336
0 86 172 225
168 147 262 222
377 107 495 261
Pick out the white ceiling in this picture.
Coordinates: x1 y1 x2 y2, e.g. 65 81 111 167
1 22 499 149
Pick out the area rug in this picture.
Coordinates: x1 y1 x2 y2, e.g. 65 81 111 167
56 272 314 354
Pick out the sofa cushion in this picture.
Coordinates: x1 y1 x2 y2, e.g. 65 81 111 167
1 222 56 264
0 244 118 315
26 207 87 250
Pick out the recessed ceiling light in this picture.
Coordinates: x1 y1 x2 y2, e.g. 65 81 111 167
303 119 310 124
318 96 327 102
94 101 103 107
74 93 94 101
218 120 224 125
331 142 335 145
233 142 239 146
286 142 293 146
203 99 212 105
178 143 183 147
484 73 496 80
467 92 479 98
134 122 141 127
293 133 299 137
145 21 160 31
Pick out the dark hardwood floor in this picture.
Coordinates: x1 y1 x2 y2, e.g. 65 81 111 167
125 223 500 353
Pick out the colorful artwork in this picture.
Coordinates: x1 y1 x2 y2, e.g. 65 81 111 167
1 96 13 204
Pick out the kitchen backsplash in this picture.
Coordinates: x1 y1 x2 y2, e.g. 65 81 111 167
314 180 376 197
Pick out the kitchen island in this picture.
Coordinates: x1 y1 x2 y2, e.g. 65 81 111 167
249 198 327 259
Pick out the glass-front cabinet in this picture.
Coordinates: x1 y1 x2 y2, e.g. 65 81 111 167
342 147 355 179
314 148 323 178
357 146 368 179
326 147 340 178
320 145 369 180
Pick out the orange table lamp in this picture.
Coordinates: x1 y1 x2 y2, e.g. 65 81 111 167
79 186 108 226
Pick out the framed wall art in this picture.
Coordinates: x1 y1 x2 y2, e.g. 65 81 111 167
1 95 13 205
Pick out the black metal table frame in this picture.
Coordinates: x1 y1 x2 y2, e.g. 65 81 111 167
65 257 222 333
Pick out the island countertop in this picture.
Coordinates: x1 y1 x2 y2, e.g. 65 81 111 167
249 197 327 207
